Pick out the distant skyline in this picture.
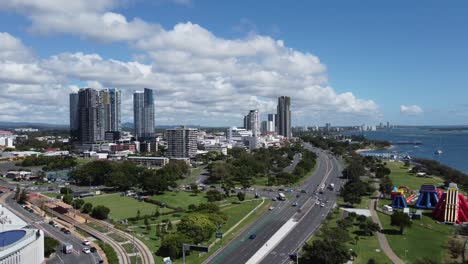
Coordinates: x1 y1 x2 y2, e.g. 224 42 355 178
0 1 467 126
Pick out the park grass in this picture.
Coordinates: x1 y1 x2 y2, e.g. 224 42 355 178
129 256 141 264
41 192 59 198
83 193 172 221
149 191 209 210
86 222 108 233
122 242 137 254
378 211 454 264
386 161 444 191
107 232 127 243
76 158 92 165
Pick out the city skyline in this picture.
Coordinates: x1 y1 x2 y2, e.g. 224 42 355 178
1 1 468 126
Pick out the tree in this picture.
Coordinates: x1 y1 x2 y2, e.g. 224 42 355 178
359 219 380 236
190 183 200 195
375 166 391 178
301 239 353 264
167 221 173 231
144 218 151 233
154 207 161 218
91 205 110 220
390 211 412 235
206 189 224 202
72 198 85 209
237 192 246 201
155 222 161 238
18 189 28 204
157 234 190 259
448 239 464 259
82 202 93 214
60 187 73 195
177 213 216 244
62 194 73 205
379 177 393 198
367 259 377 264
136 209 141 221
44 236 59 257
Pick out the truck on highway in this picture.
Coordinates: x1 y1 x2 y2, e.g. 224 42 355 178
278 192 286 201
328 183 335 190
63 243 73 254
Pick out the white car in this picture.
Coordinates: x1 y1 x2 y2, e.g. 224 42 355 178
82 247 91 254
269 206 275 211
82 240 90 246
320 203 325 207
315 201 320 205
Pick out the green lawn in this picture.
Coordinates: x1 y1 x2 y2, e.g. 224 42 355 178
149 191 208 210
83 194 172 221
378 211 454 263
41 192 60 198
386 161 444 191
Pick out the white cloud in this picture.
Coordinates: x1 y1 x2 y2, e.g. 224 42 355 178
0 0 160 42
400 105 423 115
0 2 380 125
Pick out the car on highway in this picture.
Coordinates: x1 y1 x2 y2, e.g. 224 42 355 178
249 234 256 239
82 240 90 246
82 247 91 254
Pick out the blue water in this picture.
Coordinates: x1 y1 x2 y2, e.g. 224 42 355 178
352 127 468 173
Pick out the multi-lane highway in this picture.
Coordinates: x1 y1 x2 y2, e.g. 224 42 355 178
205 144 343 264
0 192 101 264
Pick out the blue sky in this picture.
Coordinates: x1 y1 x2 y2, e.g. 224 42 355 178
0 0 467 126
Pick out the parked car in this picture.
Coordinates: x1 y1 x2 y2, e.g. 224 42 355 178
292 202 298 207
82 247 91 254
90 247 97 253
249 234 256 239
64 229 71 234
82 240 90 246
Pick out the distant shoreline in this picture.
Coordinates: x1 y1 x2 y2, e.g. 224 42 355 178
355 145 394 154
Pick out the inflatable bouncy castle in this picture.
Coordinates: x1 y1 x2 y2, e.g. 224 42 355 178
414 184 441 209
433 183 468 224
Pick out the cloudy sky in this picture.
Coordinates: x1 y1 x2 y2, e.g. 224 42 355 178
0 1 467 126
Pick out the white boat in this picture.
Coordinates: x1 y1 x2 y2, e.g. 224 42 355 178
434 149 443 155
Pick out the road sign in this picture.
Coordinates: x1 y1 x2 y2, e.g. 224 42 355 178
216 233 223 239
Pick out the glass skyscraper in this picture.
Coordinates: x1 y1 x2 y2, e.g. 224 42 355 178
133 88 155 140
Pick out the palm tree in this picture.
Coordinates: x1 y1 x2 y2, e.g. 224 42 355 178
390 211 412 235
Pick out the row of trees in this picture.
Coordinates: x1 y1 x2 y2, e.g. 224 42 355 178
413 158 468 189
157 203 227 258
207 144 316 187
16 156 77 171
71 160 189 193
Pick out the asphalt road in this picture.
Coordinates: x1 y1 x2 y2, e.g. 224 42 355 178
261 155 343 264
206 144 342 264
1 192 102 264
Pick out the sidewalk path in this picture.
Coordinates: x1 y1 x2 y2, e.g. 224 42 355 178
369 193 405 264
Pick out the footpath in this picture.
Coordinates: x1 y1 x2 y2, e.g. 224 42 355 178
369 192 404 264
